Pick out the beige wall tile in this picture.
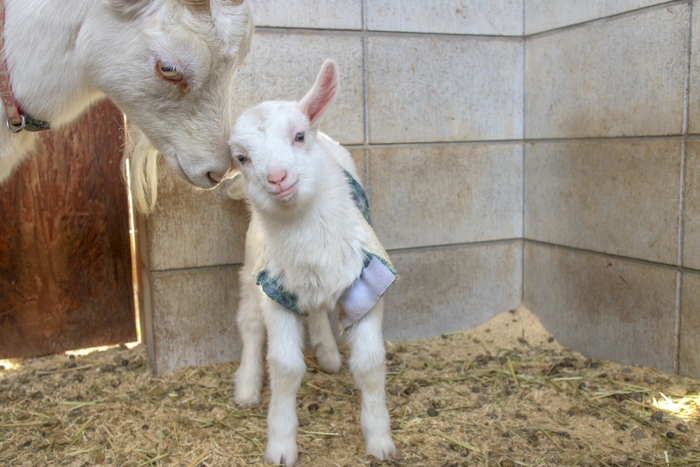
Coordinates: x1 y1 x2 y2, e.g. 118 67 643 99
367 37 523 144
141 163 249 271
684 142 700 269
231 33 364 145
148 266 241 376
367 0 523 36
348 148 367 187
369 144 523 249
525 140 681 265
688 2 700 135
250 0 362 30
137 266 156 366
383 241 522 342
680 272 700 378
526 5 687 138
525 0 669 35
524 242 678 373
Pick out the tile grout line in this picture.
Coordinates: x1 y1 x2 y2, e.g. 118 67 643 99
521 0 527 306
386 238 522 256
675 270 683 374
361 0 371 200
526 239 700 274
677 136 687 373
675 1 693 374
683 3 693 138
254 26 522 41
342 134 700 152
524 0 687 40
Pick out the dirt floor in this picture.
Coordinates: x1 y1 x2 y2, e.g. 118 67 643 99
1 306 699 467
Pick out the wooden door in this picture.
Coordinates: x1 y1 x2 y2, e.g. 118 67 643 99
0 102 136 358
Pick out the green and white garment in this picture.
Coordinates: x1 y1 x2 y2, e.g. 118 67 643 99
255 169 398 329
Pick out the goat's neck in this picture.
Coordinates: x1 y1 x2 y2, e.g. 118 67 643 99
0 0 103 175
4 0 103 127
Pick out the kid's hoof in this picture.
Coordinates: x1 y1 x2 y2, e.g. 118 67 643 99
366 436 397 460
233 384 261 407
265 440 298 466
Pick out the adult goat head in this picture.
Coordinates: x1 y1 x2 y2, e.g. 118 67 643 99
1 0 253 212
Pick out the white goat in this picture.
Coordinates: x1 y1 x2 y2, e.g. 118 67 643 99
229 59 397 466
0 0 253 212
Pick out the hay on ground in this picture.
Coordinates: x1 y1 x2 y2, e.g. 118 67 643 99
1 307 699 467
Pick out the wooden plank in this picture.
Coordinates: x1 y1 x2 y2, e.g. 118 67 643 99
0 101 136 358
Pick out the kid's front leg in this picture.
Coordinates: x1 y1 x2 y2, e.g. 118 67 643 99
263 303 306 466
234 284 266 407
347 298 396 460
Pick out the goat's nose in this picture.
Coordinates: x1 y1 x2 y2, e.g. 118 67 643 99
267 168 288 185
207 170 226 184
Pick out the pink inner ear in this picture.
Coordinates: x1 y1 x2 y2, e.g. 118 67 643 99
301 60 338 126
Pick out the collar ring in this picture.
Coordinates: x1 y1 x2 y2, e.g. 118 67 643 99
6 114 25 133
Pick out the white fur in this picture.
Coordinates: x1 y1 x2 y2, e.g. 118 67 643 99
230 60 396 466
0 0 253 213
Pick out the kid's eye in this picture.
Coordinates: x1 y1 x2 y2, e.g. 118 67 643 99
294 132 305 143
236 155 248 164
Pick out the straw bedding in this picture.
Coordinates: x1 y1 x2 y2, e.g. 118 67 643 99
1 307 699 467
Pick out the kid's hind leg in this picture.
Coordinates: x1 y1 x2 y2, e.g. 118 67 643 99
234 281 266 407
264 303 306 466
346 299 396 460
306 310 341 373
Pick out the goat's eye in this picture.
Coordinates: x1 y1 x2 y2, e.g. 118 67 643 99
236 155 248 164
157 62 184 82
294 132 305 143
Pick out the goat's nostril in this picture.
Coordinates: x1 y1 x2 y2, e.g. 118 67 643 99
207 172 222 184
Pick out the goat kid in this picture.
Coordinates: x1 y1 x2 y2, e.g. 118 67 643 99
0 0 253 213
230 59 398 466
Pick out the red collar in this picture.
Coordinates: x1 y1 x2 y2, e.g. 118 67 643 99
0 1 50 133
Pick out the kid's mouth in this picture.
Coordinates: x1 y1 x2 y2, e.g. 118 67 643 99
273 182 297 200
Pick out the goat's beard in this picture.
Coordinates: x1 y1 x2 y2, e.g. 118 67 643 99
122 124 160 215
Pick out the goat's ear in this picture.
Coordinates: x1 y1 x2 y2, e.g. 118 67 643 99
299 59 338 127
183 0 210 13
105 0 152 17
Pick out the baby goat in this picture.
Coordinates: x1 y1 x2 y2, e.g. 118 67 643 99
230 59 397 466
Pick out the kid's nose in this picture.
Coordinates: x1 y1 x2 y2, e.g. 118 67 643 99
267 168 288 185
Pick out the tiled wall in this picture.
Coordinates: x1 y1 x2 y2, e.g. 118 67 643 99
523 1 697 375
138 0 524 375
137 0 700 378
524 0 671 35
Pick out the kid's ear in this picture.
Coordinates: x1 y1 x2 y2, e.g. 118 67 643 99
298 59 339 127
